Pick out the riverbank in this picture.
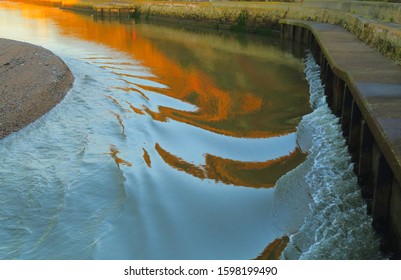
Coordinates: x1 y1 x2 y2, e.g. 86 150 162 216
0 38 74 139
53 1 401 64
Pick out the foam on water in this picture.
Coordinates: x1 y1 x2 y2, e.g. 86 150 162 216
273 54 384 259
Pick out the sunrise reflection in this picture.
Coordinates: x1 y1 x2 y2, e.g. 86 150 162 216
11 2 310 188
110 144 132 167
15 2 310 138
142 148 152 168
255 236 289 260
155 143 306 188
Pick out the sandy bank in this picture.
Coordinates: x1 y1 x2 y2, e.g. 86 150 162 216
0 38 74 139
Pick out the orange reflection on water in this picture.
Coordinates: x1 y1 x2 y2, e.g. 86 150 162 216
109 110 125 134
204 149 306 188
240 94 263 115
106 95 129 112
255 236 289 260
155 143 207 180
142 148 152 168
7 2 310 188
13 1 309 138
112 85 150 101
143 107 168 122
60 0 79 6
126 101 145 115
129 43 268 137
110 144 132 167
155 143 306 188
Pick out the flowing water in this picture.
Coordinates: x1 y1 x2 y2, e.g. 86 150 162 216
273 54 383 259
0 1 382 259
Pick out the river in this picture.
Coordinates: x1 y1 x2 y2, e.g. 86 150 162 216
0 1 382 259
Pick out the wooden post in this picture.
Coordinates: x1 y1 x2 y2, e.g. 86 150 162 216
315 44 322 65
281 24 293 40
320 56 327 82
311 37 318 60
308 29 313 47
294 26 302 43
332 76 345 117
348 100 361 169
358 120 374 199
324 63 334 108
390 178 401 257
341 85 352 138
371 144 393 234
302 28 310 45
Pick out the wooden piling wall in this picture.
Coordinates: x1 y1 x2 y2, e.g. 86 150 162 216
281 21 401 258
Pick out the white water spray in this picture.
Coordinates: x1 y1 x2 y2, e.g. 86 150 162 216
273 53 383 259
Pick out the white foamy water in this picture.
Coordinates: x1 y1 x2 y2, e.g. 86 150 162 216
273 54 384 259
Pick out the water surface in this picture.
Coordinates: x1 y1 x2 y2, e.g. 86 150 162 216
0 1 311 259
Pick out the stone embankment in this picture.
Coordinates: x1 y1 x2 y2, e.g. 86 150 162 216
58 1 401 64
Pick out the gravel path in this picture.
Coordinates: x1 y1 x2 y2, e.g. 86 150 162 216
0 38 74 139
